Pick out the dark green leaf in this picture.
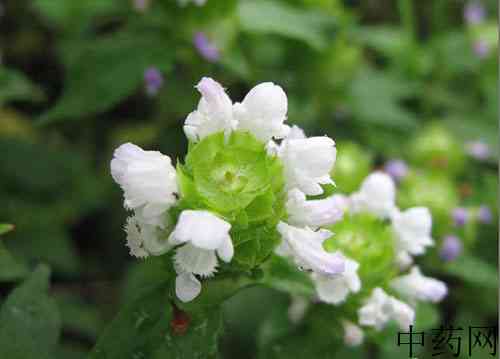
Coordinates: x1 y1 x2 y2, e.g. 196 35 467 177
238 1 336 50
0 265 61 359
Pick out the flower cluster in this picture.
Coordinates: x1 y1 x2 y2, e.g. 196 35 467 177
285 172 448 346
111 77 344 302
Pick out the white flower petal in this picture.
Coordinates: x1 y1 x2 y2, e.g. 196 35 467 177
169 210 232 250
279 136 336 196
174 243 218 277
391 207 433 256
312 257 360 305
358 288 415 331
286 189 345 228
124 216 149 258
350 172 396 218
234 82 289 142
391 266 447 303
287 125 306 140
276 222 344 276
175 272 202 302
111 143 178 218
216 235 234 263
183 77 235 141
388 297 415 330
342 320 364 347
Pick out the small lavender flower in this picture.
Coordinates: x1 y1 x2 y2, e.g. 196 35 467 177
144 67 163 96
440 235 463 262
477 205 493 224
452 207 469 227
384 159 408 182
464 2 486 25
133 0 150 12
193 32 220 63
473 40 490 58
466 140 490 160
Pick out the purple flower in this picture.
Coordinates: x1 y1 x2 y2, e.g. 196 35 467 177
452 207 469 227
383 159 408 181
439 235 463 262
144 67 163 96
473 40 490 58
477 205 493 224
193 32 220 63
466 140 490 160
133 0 150 12
464 2 486 24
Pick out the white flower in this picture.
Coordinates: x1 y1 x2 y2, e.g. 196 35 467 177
342 320 364 347
233 82 289 142
286 189 345 228
358 287 415 331
350 172 396 218
391 207 433 256
389 296 415 330
312 257 361 305
169 210 233 302
184 77 235 142
111 143 178 225
175 272 201 303
391 266 447 303
395 250 413 270
276 222 344 277
124 216 172 258
288 296 309 324
279 136 336 196
287 125 306 140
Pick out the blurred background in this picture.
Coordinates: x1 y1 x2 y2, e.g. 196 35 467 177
0 0 497 358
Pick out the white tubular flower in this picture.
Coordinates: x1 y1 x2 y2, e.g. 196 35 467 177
170 210 233 275
184 77 235 142
276 222 345 277
169 210 234 302
395 250 413 270
312 257 361 305
350 172 396 218
288 296 310 324
391 266 448 303
342 320 364 347
286 189 345 228
389 296 415 330
287 125 306 139
358 288 415 331
279 136 336 196
391 207 433 256
124 216 172 258
233 82 289 142
111 143 178 225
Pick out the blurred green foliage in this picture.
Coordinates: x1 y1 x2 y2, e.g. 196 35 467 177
0 0 497 358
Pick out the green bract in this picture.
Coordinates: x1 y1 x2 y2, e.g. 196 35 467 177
174 131 286 270
324 214 397 297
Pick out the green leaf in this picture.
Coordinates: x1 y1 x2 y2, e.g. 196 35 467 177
0 265 61 359
0 223 14 236
39 33 171 124
0 241 29 282
444 255 498 289
237 1 336 51
88 284 224 359
0 68 43 105
32 0 121 32
348 69 418 129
